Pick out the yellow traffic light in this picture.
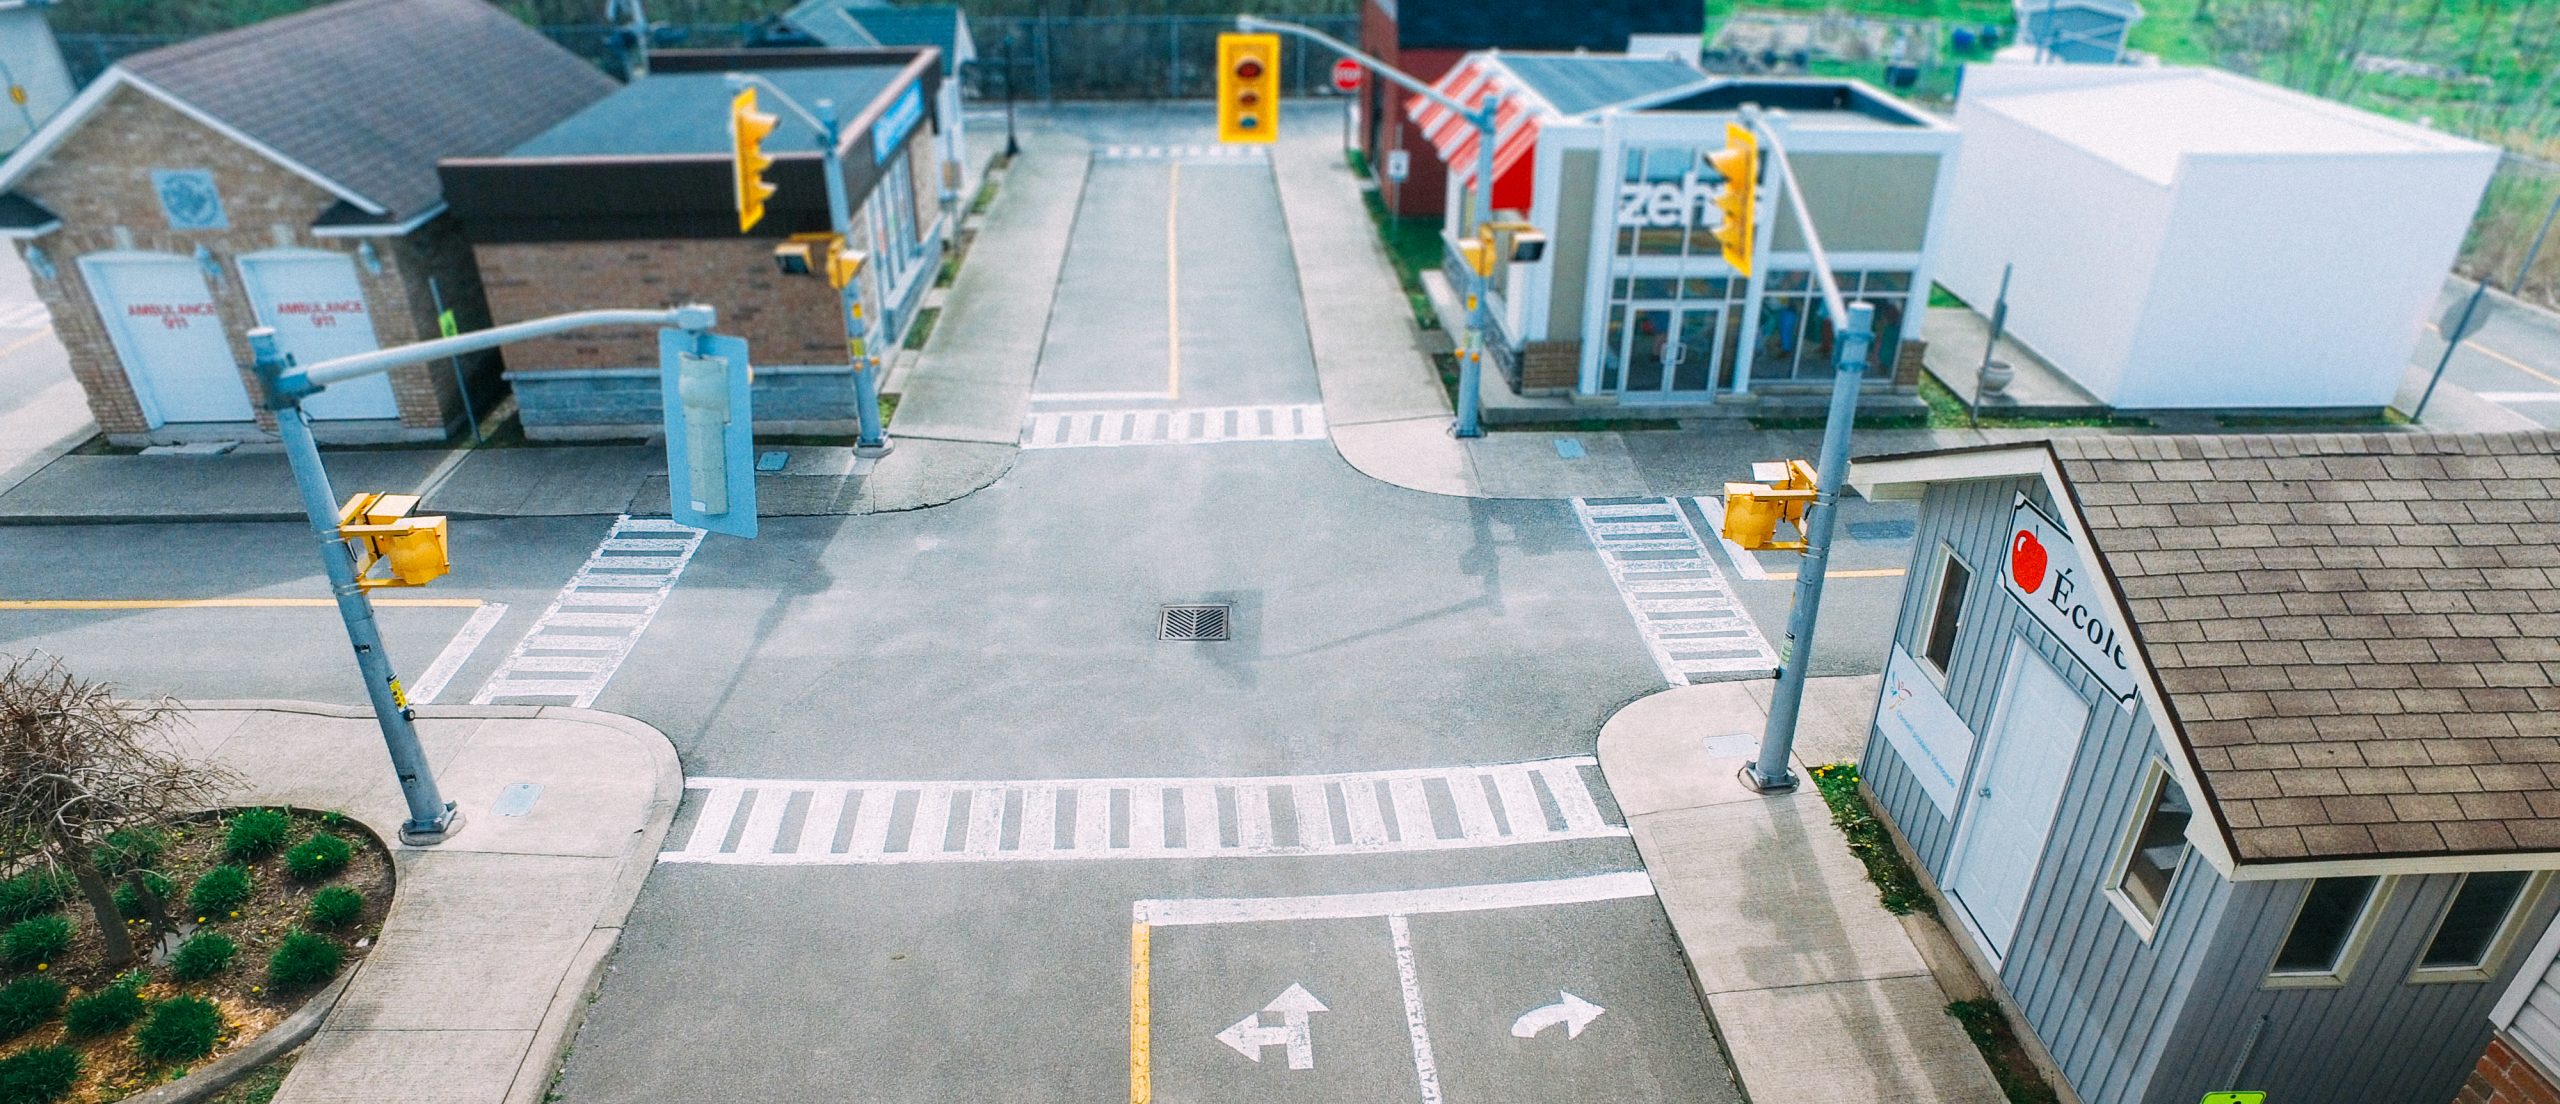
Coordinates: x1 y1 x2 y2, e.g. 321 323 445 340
1217 33 1280 144
730 87 780 233
337 493 451 588
1721 459 1818 551
1708 122 1758 276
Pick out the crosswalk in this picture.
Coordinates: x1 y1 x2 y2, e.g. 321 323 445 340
1097 144 1267 161
658 756 1625 866
1021 403 1326 449
470 516 703 707
0 302 50 329
1573 497 1777 684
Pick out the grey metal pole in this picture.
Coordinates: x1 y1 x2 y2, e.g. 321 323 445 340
1455 100 1497 439
1971 262 2011 429
1749 302 1875 792
426 277 480 445
816 98 893 455
248 329 460 844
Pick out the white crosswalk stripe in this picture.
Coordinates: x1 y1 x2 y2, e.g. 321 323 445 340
1096 143 1268 162
471 516 703 707
1021 403 1326 449
0 302 51 329
658 756 1624 865
1574 497 1777 684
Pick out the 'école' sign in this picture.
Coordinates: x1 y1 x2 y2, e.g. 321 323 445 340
1616 167 1724 230
2004 493 2138 705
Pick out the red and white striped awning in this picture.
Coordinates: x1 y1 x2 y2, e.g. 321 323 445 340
1405 59 1541 210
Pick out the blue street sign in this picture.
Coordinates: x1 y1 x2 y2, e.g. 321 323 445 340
658 328 757 539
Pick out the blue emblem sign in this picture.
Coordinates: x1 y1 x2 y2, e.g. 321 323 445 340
871 84 925 165
151 170 228 230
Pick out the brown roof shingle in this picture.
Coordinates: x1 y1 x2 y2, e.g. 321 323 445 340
120 0 617 220
2052 431 2560 865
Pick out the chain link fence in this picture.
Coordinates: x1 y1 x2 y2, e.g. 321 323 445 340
2459 153 2560 311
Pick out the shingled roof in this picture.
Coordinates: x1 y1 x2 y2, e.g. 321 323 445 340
115 0 616 221
2049 432 2560 865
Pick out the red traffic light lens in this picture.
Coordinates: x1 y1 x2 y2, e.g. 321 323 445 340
1233 57 1264 81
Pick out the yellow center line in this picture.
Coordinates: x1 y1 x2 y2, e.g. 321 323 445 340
1 598 484 610
1166 161 1182 401
1130 920 1153 1104
1761 568 1907 582
2425 322 2560 389
0 329 51 361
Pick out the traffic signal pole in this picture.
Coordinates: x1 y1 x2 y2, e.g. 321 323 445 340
1235 15 1500 438
726 75 891 455
1742 108 1877 794
250 303 720 843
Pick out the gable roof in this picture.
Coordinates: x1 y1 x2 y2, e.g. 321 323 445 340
18 0 616 222
1858 431 2560 872
783 2 973 74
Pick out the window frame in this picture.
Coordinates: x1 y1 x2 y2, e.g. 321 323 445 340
2263 875 2392 989
2101 761 2190 941
1916 543 1972 685
2409 871 2547 985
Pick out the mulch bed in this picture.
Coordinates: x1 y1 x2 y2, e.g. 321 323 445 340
0 809 390 1103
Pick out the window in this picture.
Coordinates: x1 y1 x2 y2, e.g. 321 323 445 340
2414 871 2538 980
2269 876 2383 982
1920 550 1971 676
2107 765 2191 932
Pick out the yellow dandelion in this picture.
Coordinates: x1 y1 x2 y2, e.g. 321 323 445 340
33 963 44 971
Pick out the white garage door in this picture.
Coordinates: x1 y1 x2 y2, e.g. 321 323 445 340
237 249 397 421
79 251 253 426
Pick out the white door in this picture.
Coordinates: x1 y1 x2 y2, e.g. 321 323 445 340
237 250 397 421
79 252 252 425
1947 643 2090 958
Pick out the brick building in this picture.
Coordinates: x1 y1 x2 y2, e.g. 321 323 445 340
1358 0 1704 217
438 49 946 439
0 0 615 444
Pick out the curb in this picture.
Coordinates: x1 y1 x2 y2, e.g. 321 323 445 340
118 967 362 1104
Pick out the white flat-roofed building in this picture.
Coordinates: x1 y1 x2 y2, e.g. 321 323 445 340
1935 64 2499 412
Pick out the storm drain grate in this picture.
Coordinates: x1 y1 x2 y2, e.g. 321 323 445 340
1160 604 1231 642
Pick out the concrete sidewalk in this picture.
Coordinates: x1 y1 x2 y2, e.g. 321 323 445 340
1597 678 2008 1103
165 701 680 1104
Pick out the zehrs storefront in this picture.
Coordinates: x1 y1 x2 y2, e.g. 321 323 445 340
1407 59 1958 417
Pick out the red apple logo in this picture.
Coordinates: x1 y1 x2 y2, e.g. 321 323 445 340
2012 530 2048 592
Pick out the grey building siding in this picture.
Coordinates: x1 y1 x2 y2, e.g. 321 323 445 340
1861 474 2231 1104
1865 471 2560 1104
2142 874 2560 1104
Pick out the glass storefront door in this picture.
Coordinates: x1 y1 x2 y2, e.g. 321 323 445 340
1614 302 1726 399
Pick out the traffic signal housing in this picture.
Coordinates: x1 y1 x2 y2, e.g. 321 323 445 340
1218 33 1280 144
1721 459 1818 552
337 493 451 588
1708 122 1759 276
730 87 780 233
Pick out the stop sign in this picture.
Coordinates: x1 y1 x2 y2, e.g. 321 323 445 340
1331 58 1362 93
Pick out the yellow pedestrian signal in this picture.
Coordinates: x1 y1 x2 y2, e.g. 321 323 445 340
1721 459 1818 551
730 87 780 233
1708 122 1759 276
337 493 451 588
1218 33 1280 144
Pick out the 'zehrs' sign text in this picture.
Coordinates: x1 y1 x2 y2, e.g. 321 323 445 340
2004 494 2138 706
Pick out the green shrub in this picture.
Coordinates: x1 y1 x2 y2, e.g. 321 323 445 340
0 1044 79 1104
0 978 65 1040
306 887 363 930
1 917 69 969
134 995 223 1064
113 871 174 919
186 865 253 918
170 931 237 981
92 828 166 877
266 931 341 990
283 833 351 882
223 809 291 861
62 975 144 1038
0 872 69 924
